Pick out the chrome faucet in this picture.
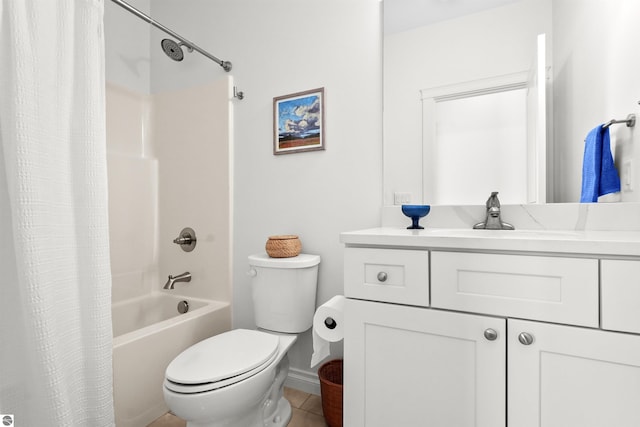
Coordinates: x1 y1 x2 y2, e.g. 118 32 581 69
473 192 515 230
163 272 191 289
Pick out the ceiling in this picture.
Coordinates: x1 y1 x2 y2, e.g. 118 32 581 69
384 0 524 34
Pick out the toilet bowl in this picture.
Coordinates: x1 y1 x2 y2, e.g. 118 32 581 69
163 253 320 427
163 329 296 427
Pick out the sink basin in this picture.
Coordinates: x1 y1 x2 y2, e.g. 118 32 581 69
422 228 584 239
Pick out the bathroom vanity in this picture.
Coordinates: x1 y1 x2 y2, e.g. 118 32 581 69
341 227 640 427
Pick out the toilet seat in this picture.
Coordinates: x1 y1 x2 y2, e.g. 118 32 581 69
164 329 280 394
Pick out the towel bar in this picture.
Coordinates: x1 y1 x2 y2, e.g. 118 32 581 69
603 114 636 129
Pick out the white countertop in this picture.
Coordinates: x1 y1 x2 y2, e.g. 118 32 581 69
340 227 640 258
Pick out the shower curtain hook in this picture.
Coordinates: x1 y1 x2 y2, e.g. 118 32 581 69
233 86 244 100
179 42 194 53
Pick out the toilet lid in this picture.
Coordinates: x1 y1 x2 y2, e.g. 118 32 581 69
165 329 279 387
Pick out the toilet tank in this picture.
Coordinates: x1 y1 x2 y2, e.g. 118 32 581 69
248 253 320 333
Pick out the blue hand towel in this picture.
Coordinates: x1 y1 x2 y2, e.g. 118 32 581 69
580 125 621 202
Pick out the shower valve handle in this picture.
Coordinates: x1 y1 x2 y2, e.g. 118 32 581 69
173 236 193 245
173 227 197 252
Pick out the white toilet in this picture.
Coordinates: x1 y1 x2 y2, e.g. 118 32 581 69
163 253 321 427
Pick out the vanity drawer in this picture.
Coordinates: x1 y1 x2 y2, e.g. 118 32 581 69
431 251 599 327
344 248 429 306
602 260 640 334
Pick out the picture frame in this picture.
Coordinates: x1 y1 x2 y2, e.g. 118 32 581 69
273 87 325 155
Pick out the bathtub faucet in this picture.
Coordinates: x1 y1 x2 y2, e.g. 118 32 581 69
164 272 191 290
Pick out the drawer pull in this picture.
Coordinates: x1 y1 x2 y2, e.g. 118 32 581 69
377 272 388 282
518 332 534 346
483 328 498 341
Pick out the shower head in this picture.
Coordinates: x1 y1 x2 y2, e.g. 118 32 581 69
161 38 185 61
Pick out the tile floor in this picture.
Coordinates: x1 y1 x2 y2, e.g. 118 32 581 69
146 387 328 427
284 387 328 427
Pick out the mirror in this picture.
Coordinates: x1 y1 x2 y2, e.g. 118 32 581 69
383 0 640 205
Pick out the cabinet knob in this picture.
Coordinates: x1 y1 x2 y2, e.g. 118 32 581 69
377 272 388 282
518 332 534 346
483 328 498 341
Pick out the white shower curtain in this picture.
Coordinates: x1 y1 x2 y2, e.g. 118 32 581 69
0 1 114 426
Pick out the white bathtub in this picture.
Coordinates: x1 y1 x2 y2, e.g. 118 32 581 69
112 293 231 427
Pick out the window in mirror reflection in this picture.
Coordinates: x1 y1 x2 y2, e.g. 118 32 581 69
427 89 527 205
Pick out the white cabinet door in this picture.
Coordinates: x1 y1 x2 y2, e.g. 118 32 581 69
344 298 506 427
509 319 640 427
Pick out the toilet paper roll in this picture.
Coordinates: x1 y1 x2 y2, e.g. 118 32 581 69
311 295 345 368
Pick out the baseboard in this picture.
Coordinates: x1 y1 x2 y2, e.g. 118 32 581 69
285 367 321 396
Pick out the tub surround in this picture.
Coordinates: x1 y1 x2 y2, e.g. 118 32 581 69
106 83 157 303
106 79 233 304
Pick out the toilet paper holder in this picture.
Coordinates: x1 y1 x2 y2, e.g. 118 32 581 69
311 295 345 368
324 317 337 330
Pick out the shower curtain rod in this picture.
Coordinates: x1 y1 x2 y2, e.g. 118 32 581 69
109 0 232 72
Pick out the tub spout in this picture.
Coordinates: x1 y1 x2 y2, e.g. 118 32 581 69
164 272 191 290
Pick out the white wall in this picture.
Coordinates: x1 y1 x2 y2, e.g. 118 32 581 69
105 0 151 94
383 0 552 205
149 0 383 389
553 0 640 202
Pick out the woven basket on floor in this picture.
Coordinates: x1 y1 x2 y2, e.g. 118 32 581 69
318 359 343 427
265 235 301 258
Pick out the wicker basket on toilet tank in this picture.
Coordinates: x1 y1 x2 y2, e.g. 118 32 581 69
265 235 302 258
